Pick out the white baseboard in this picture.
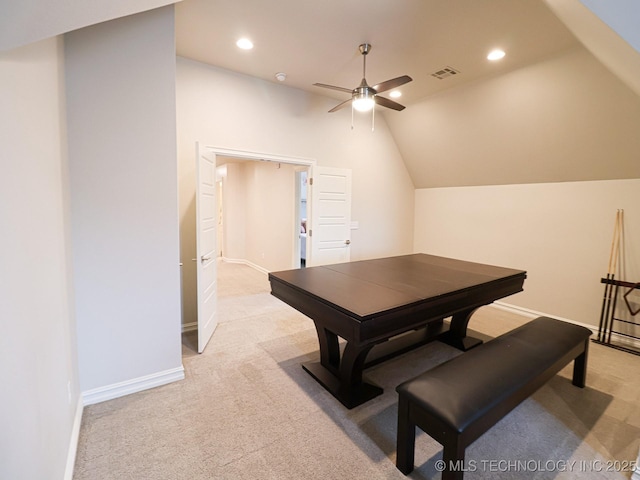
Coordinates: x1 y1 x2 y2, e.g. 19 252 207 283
221 256 269 275
599 332 640 351
63 396 84 480
181 321 197 333
490 301 539 319
492 301 598 333
492 301 640 350
82 366 185 406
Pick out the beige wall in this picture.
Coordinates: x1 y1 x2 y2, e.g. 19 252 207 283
406 43 640 328
176 57 415 326
243 162 297 271
387 47 640 188
220 163 246 263
221 161 299 272
0 36 80 480
414 179 640 327
65 7 182 394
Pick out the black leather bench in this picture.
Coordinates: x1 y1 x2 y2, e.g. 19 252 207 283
395 316 592 479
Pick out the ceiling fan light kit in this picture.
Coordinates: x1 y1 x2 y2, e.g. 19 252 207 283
313 43 413 130
352 87 375 112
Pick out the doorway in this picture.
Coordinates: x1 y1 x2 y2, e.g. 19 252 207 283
295 169 308 268
216 156 311 272
185 146 314 354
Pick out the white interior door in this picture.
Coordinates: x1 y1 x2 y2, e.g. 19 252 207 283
195 144 218 353
309 166 352 266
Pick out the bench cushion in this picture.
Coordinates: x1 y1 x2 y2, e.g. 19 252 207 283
396 317 592 435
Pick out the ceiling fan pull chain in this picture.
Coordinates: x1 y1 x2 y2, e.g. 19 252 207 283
351 103 354 130
371 101 375 132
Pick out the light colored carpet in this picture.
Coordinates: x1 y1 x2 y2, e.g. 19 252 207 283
73 260 640 479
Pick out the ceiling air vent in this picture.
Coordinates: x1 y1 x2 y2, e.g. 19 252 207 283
431 67 460 80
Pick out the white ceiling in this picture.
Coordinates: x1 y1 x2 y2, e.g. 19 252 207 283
175 0 580 109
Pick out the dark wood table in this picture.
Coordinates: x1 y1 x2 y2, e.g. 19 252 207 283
268 254 526 408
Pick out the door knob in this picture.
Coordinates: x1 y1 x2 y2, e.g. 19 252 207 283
201 256 211 262
345 240 351 245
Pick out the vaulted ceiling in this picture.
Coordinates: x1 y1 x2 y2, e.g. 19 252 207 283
175 0 640 188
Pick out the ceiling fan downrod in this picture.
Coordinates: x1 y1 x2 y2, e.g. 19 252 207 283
359 43 371 82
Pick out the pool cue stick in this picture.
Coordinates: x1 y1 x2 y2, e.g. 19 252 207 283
606 210 623 343
612 210 623 284
599 210 620 341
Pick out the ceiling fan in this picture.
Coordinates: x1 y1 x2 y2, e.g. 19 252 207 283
314 43 412 113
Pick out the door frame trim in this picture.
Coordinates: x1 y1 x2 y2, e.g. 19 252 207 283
204 146 315 167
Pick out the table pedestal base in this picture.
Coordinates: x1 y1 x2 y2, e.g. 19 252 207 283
303 319 474 409
302 361 383 409
439 332 483 351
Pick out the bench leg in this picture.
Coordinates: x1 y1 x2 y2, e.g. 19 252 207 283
572 339 589 388
442 436 466 480
396 396 416 474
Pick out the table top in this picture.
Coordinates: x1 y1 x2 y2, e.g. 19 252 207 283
268 254 526 321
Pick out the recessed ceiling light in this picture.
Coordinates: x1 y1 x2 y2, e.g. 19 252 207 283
487 49 506 61
389 90 402 98
236 38 254 50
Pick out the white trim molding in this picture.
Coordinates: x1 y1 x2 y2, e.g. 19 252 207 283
63 396 84 480
82 366 185 406
181 321 197 333
492 301 598 333
204 145 315 167
221 256 269 275
493 301 640 350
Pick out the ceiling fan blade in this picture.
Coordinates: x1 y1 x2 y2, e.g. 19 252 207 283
328 98 353 113
372 75 412 94
375 96 406 111
313 83 353 94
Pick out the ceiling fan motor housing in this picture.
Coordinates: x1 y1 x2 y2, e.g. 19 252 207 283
354 85 375 96
352 85 376 111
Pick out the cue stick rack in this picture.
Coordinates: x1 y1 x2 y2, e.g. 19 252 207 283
592 209 640 355
594 278 640 356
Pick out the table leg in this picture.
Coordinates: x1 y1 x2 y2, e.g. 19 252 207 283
441 307 483 351
314 325 340 374
303 327 383 409
336 342 382 407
